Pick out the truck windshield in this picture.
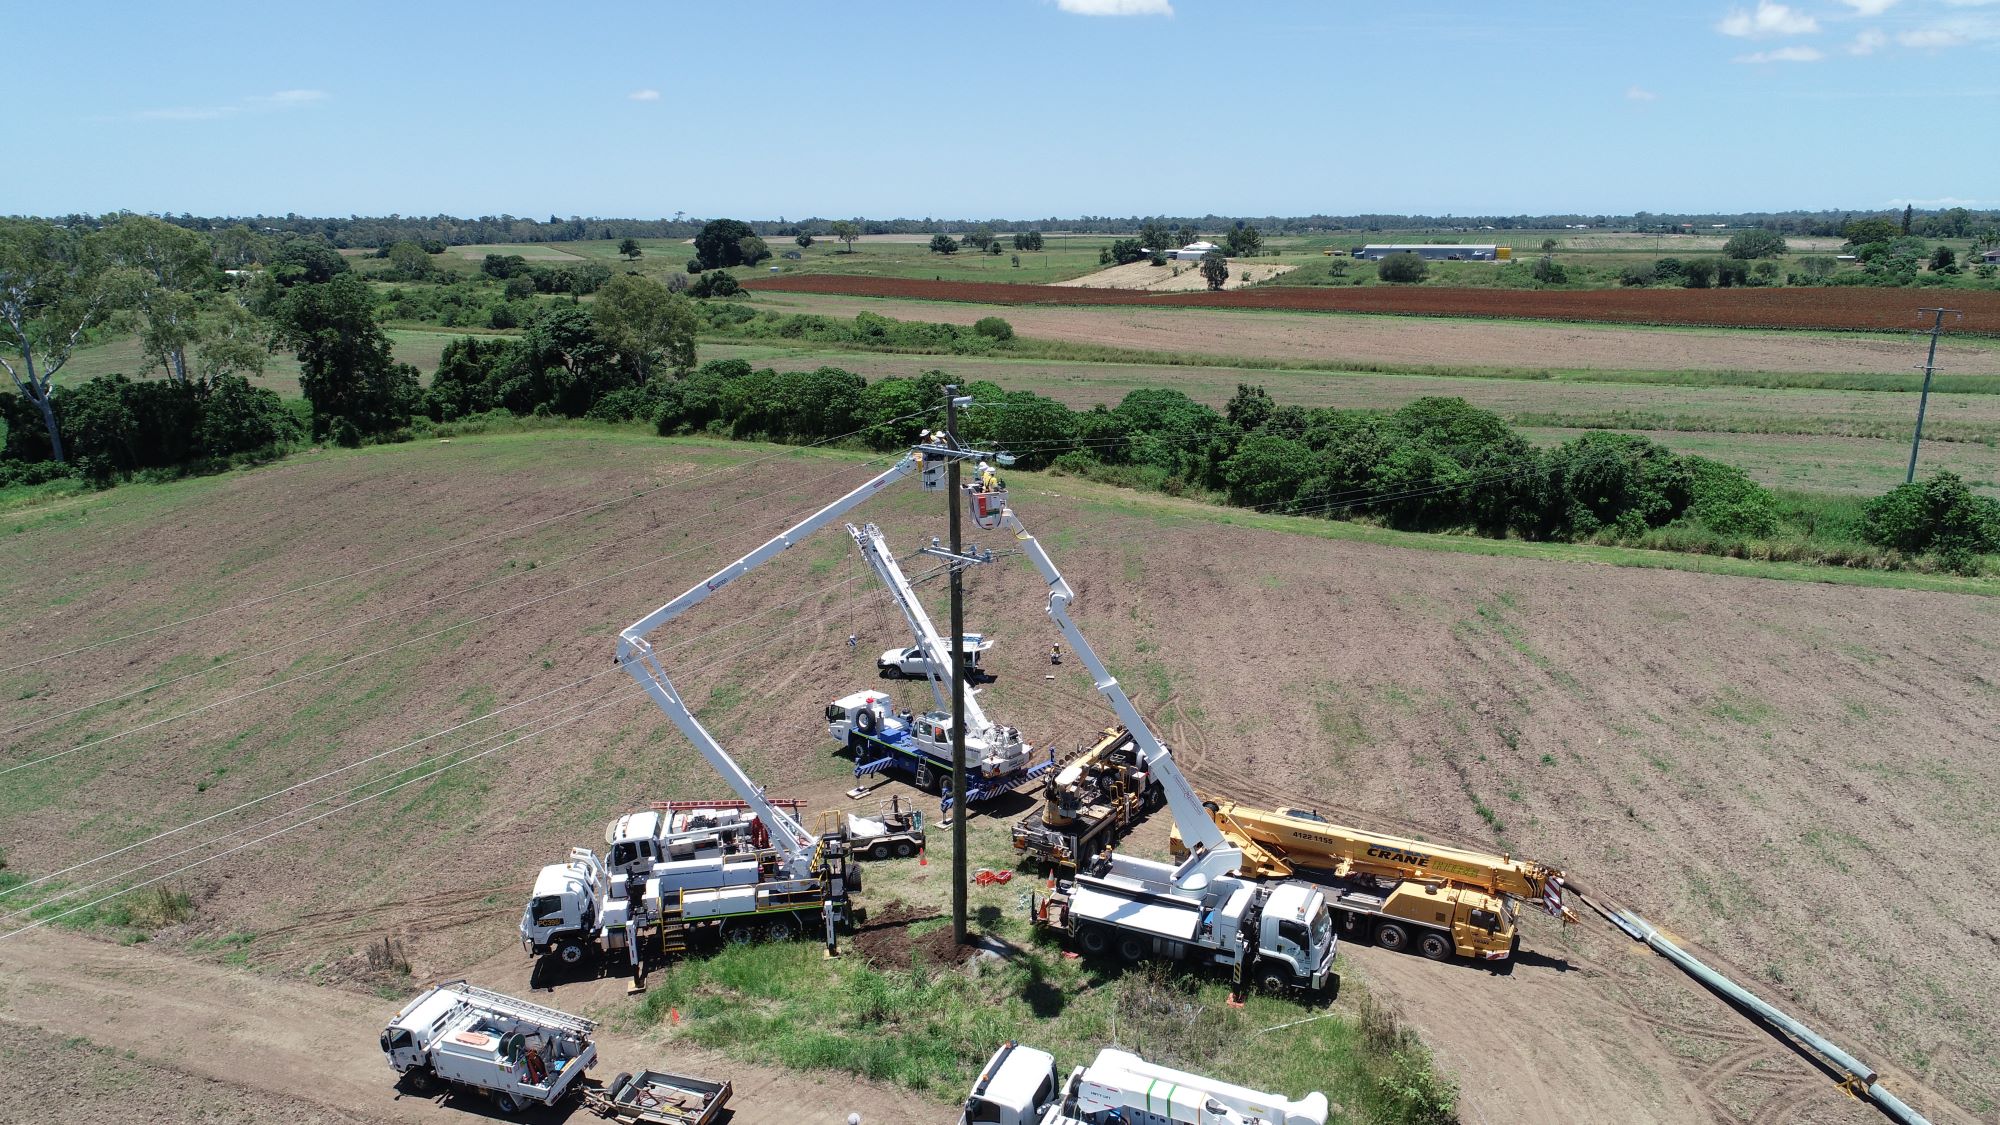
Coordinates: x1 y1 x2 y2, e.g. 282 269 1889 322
963 1096 1005 1122
530 895 563 921
1311 908 1332 949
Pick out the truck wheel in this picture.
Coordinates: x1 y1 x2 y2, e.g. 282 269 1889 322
914 763 936 792
882 665 904 679
1117 934 1147 963
1418 931 1454 962
721 919 754 946
555 938 589 967
1078 925 1111 957
1259 970 1291 995
1374 921 1410 953
867 842 891 861
491 1090 524 1116
893 840 915 858
763 915 801 943
403 1067 437 1095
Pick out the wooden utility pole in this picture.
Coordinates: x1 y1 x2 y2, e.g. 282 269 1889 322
945 385 969 946
1906 307 1961 483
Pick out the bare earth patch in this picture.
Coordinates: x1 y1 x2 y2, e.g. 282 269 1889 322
1053 259 1299 292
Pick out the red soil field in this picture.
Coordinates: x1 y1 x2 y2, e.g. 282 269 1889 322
747 275 2000 334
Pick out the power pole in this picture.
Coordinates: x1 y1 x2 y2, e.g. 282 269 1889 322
944 385 970 946
1906 307 1961 483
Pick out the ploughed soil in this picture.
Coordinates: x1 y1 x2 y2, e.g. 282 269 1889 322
743 291 2000 378
1051 259 1299 292
747 273 2000 335
2 433 1994 1123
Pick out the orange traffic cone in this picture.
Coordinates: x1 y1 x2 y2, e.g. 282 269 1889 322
670 1006 680 1026
918 844 927 867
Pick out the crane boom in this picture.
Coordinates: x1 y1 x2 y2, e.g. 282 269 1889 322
987 488 1238 885
618 453 920 873
848 521 990 730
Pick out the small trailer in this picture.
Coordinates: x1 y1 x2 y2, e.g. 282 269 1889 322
584 1069 733 1124
836 794 927 861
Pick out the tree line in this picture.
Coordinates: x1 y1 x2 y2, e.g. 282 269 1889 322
18 206 1998 250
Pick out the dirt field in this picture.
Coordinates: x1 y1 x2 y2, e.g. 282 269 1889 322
2 433 1994 1123
748 290 2000 377
1053 259 1300 292
0 930 946 1124
748 275 2000 335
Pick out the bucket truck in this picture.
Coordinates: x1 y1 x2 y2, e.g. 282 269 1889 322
961 1041 1328 1125
989 478 1338 996
1174 802 1575 964
826 521 1045 809
526 451 948 979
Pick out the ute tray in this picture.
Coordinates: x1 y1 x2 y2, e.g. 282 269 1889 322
584 1069 732 1124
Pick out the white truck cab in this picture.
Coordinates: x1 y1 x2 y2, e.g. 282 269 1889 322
961 1041 1061 1125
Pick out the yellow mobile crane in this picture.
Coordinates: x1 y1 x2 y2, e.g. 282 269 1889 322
1174 802 1574 963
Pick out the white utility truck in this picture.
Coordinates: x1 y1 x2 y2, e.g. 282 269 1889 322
962 1041 1329 1125
829 521 1045 810
978 477 1338 996
379 980 597 1114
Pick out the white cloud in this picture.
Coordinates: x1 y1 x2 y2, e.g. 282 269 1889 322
1734 44 1825 60
1055 0 1173 15
1717 1 1819 36
135 89 327 122
1898 25 1970 46
1625 85 1660 101
1848 27 1889 52
1838 0 1898 14
628 88 661 101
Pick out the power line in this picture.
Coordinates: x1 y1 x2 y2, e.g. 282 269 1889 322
0 458 888 742
0 551 903 901
0 407 940 677
2 565 895 919
0 458 909 778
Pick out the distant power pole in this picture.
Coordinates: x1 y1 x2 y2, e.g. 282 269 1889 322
944 385 970 946
1906 307 1962 483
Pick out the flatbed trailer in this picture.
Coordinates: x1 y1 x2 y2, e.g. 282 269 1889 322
584 1069 732 1124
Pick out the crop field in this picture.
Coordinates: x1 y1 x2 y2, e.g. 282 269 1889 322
739 289 2000 379
747 274 2000 334
0 431 1992 1124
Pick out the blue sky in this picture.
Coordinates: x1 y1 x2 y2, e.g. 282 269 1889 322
15 0 1999 220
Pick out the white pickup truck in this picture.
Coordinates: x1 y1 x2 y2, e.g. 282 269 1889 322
380 980 597 1114
877 632 991 679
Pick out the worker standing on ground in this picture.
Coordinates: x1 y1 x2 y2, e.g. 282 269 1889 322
848 632 858 649
1050 642 1063 666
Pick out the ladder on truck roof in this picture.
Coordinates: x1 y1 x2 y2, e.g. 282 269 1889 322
442 980 596 1037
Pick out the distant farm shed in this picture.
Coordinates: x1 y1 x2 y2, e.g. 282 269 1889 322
1171 240 1222 262
1355 244 1499 262
1984 248 2000 264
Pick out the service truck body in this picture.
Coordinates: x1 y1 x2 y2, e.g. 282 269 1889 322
962 1042 1328 1125
380 981 596 1113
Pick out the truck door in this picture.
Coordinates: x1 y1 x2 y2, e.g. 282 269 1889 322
1271 919 1311 977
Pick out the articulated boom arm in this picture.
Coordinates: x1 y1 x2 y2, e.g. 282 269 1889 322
617 453 921 869
992 501 1232 868
848 521 991 731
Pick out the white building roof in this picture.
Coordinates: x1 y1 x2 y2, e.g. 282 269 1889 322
1180 240 1220 251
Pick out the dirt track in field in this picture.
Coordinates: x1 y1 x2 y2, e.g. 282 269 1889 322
1 435 1993 1123
0 931 947 1124
747 274 2000 334
748 291 2000 377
